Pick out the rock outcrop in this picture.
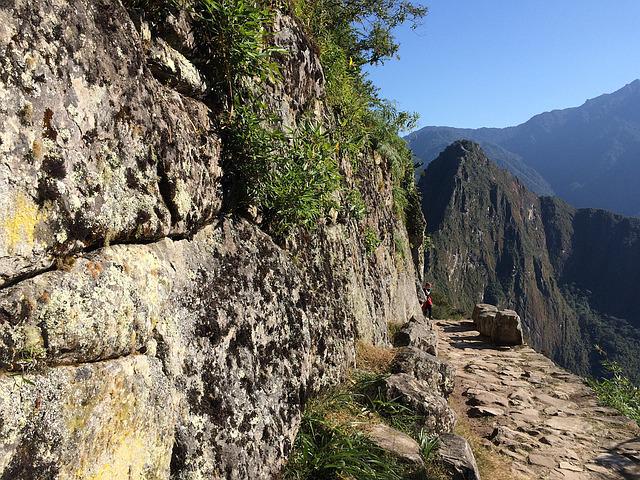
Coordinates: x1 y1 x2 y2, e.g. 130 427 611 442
363 423 425 467
472 304 524 346
0 1 425 478
437 433 481 480
419 140 640 382
393 316 438 355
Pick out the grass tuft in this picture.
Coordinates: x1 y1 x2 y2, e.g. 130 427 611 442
284 355 446 479
588 361 640 425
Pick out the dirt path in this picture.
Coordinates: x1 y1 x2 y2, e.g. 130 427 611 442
436 319 640 480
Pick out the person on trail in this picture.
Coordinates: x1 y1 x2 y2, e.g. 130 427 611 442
422 282 433 319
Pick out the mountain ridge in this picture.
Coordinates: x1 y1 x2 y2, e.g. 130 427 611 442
408 80 640 216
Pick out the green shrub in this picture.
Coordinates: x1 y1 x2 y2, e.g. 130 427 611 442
393 232 407 261
224 107 342 239
130 0 427 240
345 188 367 221
417 429 440 463
291 0 426 221
363 226 381 255
351 372 420 434
588 361 640 425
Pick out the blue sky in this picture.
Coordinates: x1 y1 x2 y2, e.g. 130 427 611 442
365 0 640 129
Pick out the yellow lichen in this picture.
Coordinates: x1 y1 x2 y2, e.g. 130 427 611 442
84 432 147 480
1 193 45 254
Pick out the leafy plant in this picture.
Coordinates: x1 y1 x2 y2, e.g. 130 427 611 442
345 188 367 220
189 0 284 110
292 0 427 67
417 429 439 463
588 361 640 425
224 107 342 239
284 370 439 480
363 226 381 255
351 372 420 434
393 233 407 261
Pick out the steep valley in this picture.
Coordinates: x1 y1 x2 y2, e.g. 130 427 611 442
419 141 640 383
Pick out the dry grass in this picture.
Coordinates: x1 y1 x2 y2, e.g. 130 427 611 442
355 341 396 374
453 414 529 480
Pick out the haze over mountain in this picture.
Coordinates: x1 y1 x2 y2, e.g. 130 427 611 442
407 80 640 216
419 141 640 382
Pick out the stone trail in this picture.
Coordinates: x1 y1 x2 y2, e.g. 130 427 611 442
437 319 640 480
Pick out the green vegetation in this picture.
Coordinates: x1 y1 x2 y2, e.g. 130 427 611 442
284 369 442 479
345 188 367 221
417 429 440 464
393 233 407 261
563 286 640 384
284 410 405 480
128 0 426 240
430 291 466 320
363 226 381 255
588 361 640 425
225 110 342 238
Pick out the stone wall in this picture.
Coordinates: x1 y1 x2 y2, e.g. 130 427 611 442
0 1 423 478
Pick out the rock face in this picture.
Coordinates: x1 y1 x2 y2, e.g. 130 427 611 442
419 141 640 382
0 1 425 478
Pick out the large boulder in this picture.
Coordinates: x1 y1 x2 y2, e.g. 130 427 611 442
476 310 497 338
491 309 524 346
472 304 524 346
471 304 497 325
390 347 454 397
382 374 456 434
392 317 437 356
436 433 481 480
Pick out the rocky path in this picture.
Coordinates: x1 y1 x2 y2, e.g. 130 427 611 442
436 319 640 480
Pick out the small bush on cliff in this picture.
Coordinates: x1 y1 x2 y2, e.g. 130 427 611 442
363 226 381 255
291 0 426 223
225 107 341 238
130 0 426 239
588 361 640 425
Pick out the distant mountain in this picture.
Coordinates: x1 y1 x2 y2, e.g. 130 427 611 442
420 141 640 382
407 80 640 216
